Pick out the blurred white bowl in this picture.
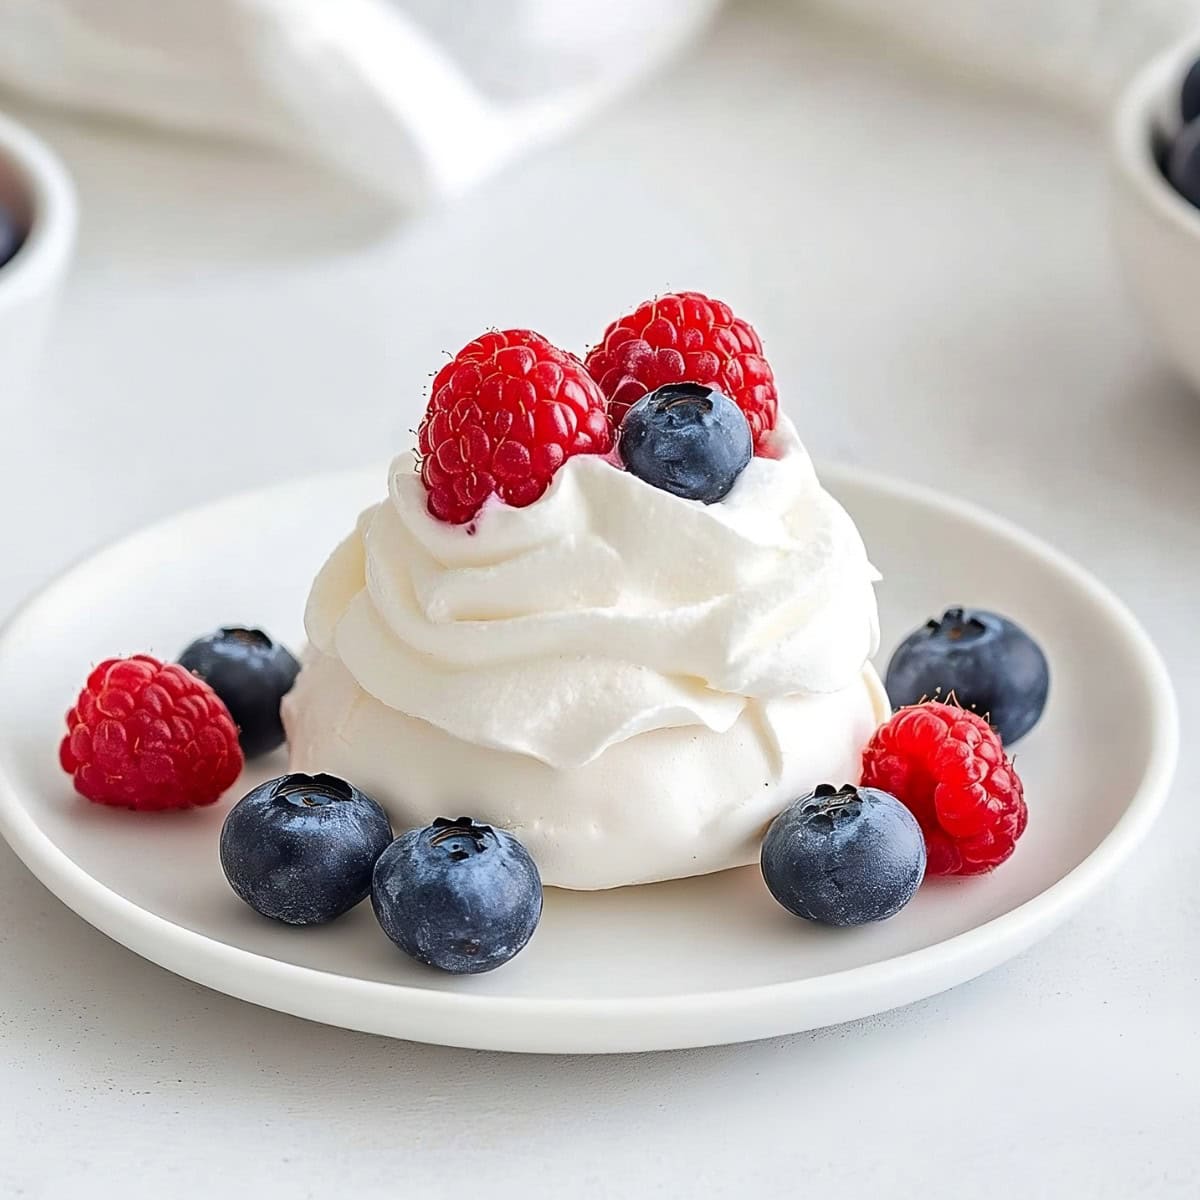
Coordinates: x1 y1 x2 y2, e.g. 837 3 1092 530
0 110 76 402
1111 38 1200 392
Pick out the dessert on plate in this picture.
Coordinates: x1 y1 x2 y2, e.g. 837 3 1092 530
56 292 1038 968
282 294 888 889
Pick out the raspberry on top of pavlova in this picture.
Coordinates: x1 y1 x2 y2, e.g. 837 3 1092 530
282 293 889 889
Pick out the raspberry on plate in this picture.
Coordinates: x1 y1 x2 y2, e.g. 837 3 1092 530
860 701 1027 876
59 655 243 810
418 329 613 525
585 291 779 446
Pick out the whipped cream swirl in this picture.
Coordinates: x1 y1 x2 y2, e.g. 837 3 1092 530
304 417 880 769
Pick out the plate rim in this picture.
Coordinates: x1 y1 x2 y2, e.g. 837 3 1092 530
0 464 1179 1052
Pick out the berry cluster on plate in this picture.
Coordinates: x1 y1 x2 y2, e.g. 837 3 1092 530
57 290 1049 973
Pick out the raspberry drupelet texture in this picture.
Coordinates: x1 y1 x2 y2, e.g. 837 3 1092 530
418 329 613 525
585 291 779 446
860 701 1027 876
60 655 244 810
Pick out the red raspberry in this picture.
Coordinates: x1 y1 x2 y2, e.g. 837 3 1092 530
860 702 1027 876
59 655 243 811
585 291 779 446
418 329 613 525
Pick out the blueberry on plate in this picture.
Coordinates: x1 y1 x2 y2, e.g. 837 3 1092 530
372 817 542 974
1183 57 1200 126
885 607 1049 745
220 773 392 925
761 784 926 927
618 382 752 503
0 205 22 271
179 627 300 757
1168 117 1200 209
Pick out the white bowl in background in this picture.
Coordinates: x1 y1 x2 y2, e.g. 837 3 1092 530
0 109 77 402
1111 38 1200 392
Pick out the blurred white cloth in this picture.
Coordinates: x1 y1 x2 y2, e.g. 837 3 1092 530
0 0 1198 206
0 0 720 204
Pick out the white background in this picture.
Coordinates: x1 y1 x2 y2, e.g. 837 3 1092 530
2 5 1198 1197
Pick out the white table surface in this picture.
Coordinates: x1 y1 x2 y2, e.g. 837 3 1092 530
2 6 1197 1197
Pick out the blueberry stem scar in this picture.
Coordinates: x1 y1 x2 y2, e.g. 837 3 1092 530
273 773 354 802
654 382 715 414
429 816 493 851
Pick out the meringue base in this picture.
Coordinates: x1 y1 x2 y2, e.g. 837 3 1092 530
282 654 889 891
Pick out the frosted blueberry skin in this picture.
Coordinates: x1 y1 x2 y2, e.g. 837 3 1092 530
371 817 543 974
220 773 393 925
179 627 300 757
885 608 1049 745
618 383 753 504
761 785 926 927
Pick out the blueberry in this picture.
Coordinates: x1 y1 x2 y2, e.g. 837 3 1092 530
371 817 542 974
179 627 300 757
761 784 926 926
1168 118 1200 209
0 205 22 270
885 607 1049 745
618 382 752 503
220 772 392 925
1183 57 1200 125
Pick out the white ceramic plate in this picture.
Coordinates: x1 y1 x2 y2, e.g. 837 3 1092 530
0 467 1177 1053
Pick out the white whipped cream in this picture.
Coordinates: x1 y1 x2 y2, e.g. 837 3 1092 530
301 417 880 770
285 653 887 890
285 415 886 888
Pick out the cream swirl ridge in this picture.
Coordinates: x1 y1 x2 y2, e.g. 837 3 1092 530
304 416 880 768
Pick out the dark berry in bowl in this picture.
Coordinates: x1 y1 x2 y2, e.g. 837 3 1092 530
220 773 393 925
618 382 752 504
761 784 926 927
1183 57 1200 125
1168 118 1200 209
372 817 542 974
0 205 22 270
884 607 1049 745
179 627 300 757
